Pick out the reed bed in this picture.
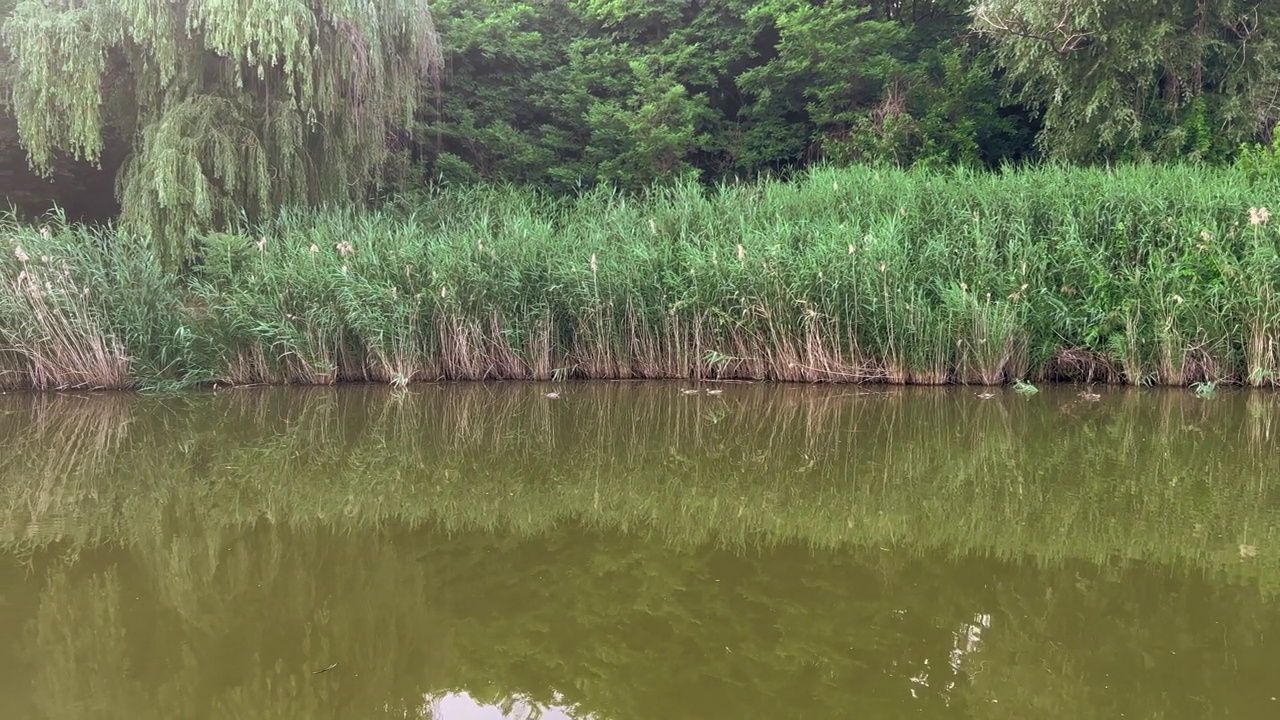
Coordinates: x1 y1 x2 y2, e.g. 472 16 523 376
0 217 183 389
3 164 1280 388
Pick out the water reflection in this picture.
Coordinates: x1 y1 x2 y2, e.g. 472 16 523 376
4 521 1278 719
2 384 1278 574
422 692 589 719
0 384 1278 718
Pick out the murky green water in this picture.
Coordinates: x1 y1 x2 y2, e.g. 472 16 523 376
2 384 1279 718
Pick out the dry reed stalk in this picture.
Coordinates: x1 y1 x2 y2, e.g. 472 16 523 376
1180 344 1224 385
528 318 555 380
690 316 708 380
291 327 338 384
484 312 527 378
366 344 424 385
1247 318 1278 387
227 345 282 385
571 313 620 379
622 304 662 378
801 320 859 382
908 368 949 385
767 329 806 381
718 329 766 380
907 331 951 385
335 341 366 381
883 359 909 385
221 348 252 385
1046 348 1123 384
956 303 1015 386
283 350 337 385
1156 324 1186 386
667 316 692 378
1120 312 1144 384
0 350 29 390
5 267 132 389
438 314 490 379
364 351 391 382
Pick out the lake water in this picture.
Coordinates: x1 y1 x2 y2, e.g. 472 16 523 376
1 383 1279 718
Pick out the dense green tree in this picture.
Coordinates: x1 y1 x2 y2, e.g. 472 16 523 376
974 0 1280 162
11 0 1279 235
425 0 759 190
426 0 1033 188
423 0 586 187
1 0 441 265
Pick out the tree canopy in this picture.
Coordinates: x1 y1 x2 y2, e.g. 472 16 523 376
973 0 1280 162
2 0 441 265
4 0 1280 257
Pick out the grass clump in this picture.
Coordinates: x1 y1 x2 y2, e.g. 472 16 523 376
0 215 184 389
3 164 1280 388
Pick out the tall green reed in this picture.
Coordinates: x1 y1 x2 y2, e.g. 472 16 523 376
3 165 1279 388
0 215 182 389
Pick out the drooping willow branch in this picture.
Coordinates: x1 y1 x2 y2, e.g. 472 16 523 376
2 0 442 267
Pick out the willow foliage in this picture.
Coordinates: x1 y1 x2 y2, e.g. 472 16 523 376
2 0 442 266
973 0 1280 162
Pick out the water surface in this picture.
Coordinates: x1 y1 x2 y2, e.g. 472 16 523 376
1 384 1279 718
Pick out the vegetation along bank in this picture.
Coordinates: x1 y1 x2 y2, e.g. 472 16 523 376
3 165 1279 391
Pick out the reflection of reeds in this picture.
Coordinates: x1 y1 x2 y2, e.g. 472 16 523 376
2 385 1278 589
0 392 134 542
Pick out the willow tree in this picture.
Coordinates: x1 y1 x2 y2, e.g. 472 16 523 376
2 0 441 266
973 0 1280 162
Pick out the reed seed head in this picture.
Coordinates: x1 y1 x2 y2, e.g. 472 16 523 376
590 253 598 275
336 241 354 257
14 245 29 262
309 243 319 254
1249 207 1271 226
39 226 51 239
255 237 266 252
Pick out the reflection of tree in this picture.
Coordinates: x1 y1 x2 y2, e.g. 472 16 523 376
22 524 453 720
13 520 1279 720
29 571 145 720
0 392 132 547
